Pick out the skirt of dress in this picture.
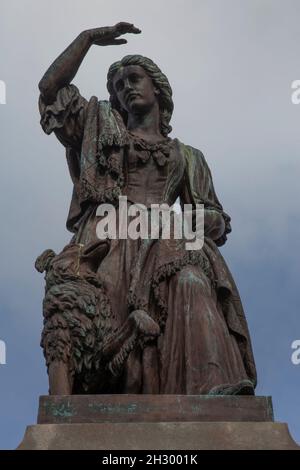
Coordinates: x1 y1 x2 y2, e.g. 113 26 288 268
73 205 251 395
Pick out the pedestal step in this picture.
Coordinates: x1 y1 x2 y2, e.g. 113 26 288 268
18 395 299 450
18 421 299 450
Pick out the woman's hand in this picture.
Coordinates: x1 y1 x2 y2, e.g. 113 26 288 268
85 22 141 47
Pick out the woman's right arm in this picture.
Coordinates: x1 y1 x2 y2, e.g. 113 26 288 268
39 22 141 104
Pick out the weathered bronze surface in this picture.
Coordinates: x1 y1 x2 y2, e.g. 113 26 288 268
37 395 273 424
37 23 257 396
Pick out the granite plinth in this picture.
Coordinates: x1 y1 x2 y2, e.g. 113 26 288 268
18 395 299 450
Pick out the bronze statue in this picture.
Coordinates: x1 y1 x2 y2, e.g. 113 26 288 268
36 23 257 396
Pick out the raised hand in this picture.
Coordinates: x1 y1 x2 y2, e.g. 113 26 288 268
86 22 141 46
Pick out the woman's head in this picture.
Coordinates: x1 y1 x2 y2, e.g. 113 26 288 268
107 55 173 136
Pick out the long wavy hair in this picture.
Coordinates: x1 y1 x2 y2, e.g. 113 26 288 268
106 55 173 137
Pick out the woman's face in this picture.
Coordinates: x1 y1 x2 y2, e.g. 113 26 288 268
112 65 159 115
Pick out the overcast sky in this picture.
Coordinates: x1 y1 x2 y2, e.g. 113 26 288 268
0 0 299 449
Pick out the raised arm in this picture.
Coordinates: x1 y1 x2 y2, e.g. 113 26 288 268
39 22 141 104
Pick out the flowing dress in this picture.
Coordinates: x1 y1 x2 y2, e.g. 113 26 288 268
37 84 257 395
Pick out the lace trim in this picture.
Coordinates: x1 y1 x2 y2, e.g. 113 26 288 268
128 131 173 167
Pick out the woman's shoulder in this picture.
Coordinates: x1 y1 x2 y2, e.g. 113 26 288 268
171 138 207 167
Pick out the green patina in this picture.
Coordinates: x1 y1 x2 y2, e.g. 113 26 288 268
190 396 216 412
45 401 76 418
88 402 138 414
178 271 203 285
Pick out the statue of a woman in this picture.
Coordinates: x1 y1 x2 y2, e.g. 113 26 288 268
36 23 257 396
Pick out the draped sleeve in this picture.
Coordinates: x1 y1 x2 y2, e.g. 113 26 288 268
39 84 88 150
38 87 128 233
180 143 232 246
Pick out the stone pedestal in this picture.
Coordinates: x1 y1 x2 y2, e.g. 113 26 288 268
18 395 299 450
